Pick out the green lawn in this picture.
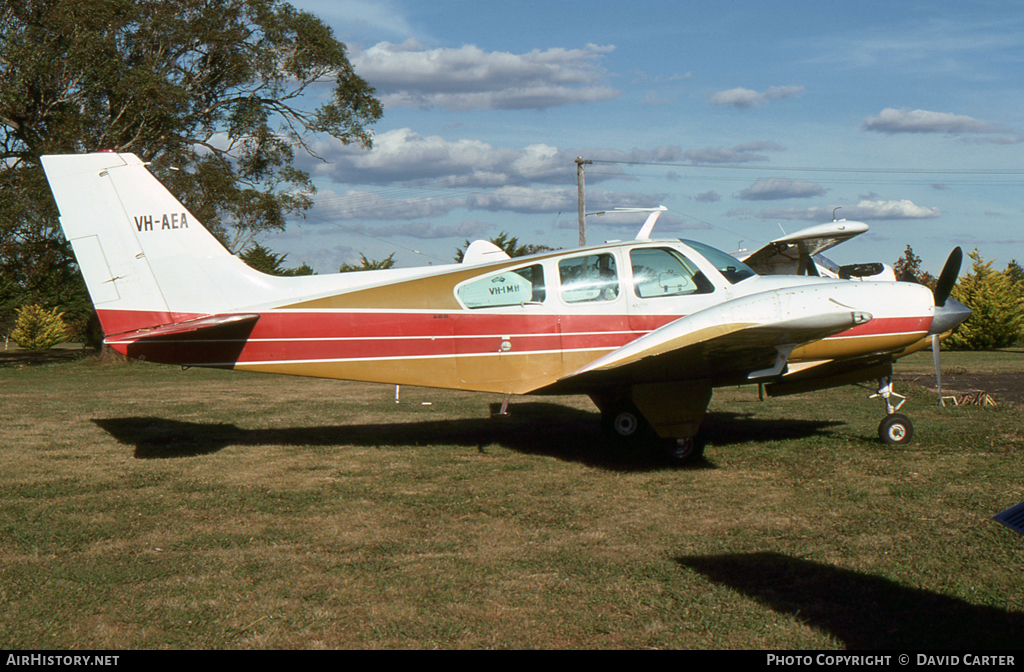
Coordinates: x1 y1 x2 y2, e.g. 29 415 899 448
1 353 1021 649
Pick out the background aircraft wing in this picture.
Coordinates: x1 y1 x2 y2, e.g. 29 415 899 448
741 221 868 275
545 290 871 392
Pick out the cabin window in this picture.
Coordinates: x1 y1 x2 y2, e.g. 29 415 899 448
630 248 714 298
558 253 620 303
457 264 545 308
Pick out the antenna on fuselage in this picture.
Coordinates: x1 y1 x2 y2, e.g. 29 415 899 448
624 205 668 240
584 205 668 242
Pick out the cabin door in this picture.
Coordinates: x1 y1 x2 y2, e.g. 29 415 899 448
452 263 562 392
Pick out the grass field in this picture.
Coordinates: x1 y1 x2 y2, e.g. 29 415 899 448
1 351 1022 649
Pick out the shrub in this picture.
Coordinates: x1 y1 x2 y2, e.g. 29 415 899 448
944 250 1024 350
10 305 68 351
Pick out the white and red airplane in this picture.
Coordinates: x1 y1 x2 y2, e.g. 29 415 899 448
41 152 971 462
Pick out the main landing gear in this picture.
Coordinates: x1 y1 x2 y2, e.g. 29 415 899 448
599 398 705 464
871 375 914 445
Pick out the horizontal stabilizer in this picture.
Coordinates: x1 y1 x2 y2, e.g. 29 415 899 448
104 313 261 367
107 314 260 343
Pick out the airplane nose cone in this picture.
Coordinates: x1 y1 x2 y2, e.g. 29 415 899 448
929 297 972 336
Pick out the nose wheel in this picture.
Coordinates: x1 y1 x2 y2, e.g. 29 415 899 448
870 375 914 445
878 412 913 444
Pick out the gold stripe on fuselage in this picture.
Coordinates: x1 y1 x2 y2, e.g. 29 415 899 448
233 349 611 395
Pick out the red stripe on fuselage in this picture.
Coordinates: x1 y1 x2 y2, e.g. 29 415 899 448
102 310 651 365
99 308 934 367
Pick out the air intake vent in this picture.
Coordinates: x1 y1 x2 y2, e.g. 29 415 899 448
992 500 1024 536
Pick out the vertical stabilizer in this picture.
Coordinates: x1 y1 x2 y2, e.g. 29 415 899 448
41 153 280 335
41 153 176 335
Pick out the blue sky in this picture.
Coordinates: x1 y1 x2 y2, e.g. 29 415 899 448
268 0 1024 275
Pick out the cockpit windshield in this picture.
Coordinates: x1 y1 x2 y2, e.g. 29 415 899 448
680 240 757 284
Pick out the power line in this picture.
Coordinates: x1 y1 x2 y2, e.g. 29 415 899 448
584 165 1024 188
589 158 1024 176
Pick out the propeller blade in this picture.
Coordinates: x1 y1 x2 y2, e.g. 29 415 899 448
933 247 963 308
932 334 945 407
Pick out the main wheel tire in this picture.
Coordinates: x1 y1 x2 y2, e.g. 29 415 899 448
664 436 705 464
601 400 649 443
878 413 914 445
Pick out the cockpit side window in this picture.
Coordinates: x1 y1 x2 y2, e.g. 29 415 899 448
680 239 757 284
558 253 620 303
630 248 714 298
457 264 545 308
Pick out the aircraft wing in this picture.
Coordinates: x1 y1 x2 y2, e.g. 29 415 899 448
548 289 871 392
741 221 868 275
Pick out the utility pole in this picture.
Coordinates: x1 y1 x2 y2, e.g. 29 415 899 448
575 157 592 246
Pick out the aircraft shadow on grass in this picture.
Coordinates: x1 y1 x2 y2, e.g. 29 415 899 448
93 404 843 471
679 552 1024 649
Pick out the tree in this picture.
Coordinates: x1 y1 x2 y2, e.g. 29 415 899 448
0 0 381 333
1004 259 1024 289
944 249 1024 350
454 232 553 262
338 253 396 272
893 245 936 287
239 242 314 276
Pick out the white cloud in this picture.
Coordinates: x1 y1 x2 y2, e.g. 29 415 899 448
582 211 710 233
312 184 666 222
737 178 826 201
465 186 663 215
683 141 785 164
352 40 620 110
862 108 1007 135
308 129 568 186
312 189 465 220
758 199 941 222
805 16 1024 80
343 220 494 240
465 186 577 213
292 1 415 40
709 85 804 109
306 129 683 187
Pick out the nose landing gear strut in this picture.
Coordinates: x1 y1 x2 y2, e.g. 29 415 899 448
871 375 913 444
